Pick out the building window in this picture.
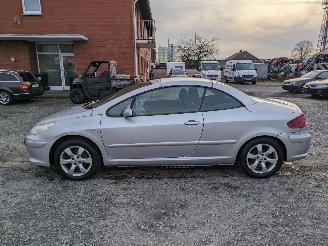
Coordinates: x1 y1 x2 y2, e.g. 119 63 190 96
22 0 42 15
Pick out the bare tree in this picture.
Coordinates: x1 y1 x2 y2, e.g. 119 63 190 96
292 40 314 62
176 34 218 68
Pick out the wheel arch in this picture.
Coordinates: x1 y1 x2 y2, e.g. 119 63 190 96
235 135 287 164
49 135 104 167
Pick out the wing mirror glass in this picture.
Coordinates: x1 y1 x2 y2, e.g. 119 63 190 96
122 107 134 118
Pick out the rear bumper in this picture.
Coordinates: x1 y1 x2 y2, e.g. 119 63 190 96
12 92 31 100
278 132 311 161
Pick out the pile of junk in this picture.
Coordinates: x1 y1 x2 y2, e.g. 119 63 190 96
267 49 328 81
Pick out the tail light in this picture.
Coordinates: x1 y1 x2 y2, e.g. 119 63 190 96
288 114 306 129
19 83 30 91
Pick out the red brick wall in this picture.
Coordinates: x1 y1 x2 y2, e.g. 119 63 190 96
0 0 136 75
0 41 37 72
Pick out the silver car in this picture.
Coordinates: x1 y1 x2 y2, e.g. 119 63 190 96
25 78 311 180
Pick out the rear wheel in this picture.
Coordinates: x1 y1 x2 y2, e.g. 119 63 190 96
0 91 13 105
70 88 85 104
238 138 284 178
53 138 101 180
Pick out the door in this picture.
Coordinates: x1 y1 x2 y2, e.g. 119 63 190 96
100 86 206 160
192 88 250 163
61 55 76 90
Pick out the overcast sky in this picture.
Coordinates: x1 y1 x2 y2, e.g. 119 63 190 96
150 0 323 59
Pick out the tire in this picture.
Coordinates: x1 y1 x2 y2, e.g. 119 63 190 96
70 88 85 104
238 137 284 178
53 138 101 180
252 81 256 85
0 91 13 106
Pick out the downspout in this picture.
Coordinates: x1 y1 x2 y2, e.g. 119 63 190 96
133 0 139 80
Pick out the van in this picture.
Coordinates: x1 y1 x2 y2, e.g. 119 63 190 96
224 60 257 84
199 61 221 81
166 62 186 77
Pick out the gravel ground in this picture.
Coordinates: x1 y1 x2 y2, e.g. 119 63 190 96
0 83 328 245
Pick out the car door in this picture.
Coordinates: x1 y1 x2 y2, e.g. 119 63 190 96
192 87 251 163
100 86 205 160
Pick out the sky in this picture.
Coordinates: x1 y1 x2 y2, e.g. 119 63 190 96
150 0 323 59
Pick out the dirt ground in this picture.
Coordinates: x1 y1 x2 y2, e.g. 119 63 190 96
0 82 327 245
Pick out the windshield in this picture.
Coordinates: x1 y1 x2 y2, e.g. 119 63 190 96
236 63 255 70
301 71 320 79
171 68 185 75
84 82 152 109
19 72 37 82
202 63 219 71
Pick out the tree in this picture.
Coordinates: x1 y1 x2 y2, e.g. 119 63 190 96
176 34 218 68
292 40 314 62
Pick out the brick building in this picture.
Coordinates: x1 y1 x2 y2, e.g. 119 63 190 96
0 0 156 90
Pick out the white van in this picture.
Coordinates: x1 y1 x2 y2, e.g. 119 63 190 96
167 62 186 77
200 61 221 81
224 60 257 84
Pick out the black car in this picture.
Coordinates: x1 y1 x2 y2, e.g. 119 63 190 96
303 79 328 98
282 70 328 93
0 70 43 105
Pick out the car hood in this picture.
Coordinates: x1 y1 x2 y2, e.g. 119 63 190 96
38 106 93 124
249 97 302 114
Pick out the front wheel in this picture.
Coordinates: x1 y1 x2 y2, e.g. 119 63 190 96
252 81 257 85
238 138 284 178
53 138 101 180
70 88 85 104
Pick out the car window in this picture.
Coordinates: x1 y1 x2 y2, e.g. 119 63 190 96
317 72 328 79
19 72 37 82
107 98 134 117
133 86 205 116
200 88 242 112
0 73 19 82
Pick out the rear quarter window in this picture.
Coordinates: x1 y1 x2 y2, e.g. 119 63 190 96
201 88 243 112
0 73 20 82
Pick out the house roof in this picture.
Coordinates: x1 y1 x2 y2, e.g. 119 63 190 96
137 0 153 20
0 34 88 42
226 50 260 61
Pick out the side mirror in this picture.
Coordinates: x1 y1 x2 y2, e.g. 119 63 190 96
198 67 201 71
121 107 134 118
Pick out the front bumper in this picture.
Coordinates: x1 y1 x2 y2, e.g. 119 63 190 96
25 134 51 167
278 132 311 161
309 88 328 97
282 84 303 93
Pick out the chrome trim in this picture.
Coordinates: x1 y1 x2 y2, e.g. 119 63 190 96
107 140 237 148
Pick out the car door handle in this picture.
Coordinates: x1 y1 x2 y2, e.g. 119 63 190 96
184 120 201 126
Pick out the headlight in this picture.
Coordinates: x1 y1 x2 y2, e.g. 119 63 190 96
30 122 55 135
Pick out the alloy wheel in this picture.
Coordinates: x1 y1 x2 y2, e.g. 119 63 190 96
59 146 93 177
0 92 10 105
246 144 278 174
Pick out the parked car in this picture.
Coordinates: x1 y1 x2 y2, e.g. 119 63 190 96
224 60 257 84
303 79 328 98
0 70 43 105
25 78 311 180
169 68 188 78
282 70 328 93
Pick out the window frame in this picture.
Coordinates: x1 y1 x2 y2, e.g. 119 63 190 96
0 73 21 82
106 86 245 118
200 88 244 113
22 0 42 16
107 85 206 118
